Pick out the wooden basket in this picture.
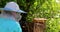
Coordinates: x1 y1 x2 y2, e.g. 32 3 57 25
33 18 47 32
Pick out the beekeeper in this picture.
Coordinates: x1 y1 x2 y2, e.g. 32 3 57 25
0 2 26 32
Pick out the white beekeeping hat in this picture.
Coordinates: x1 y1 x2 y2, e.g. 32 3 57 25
0 2 26 13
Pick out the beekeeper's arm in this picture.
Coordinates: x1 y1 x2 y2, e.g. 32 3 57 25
13 22 22 32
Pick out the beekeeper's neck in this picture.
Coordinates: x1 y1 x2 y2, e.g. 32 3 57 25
1 11 16 21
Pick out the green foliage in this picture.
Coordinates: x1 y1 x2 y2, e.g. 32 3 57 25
26 0 60 22
26 0 47 22
17 0 27 11
17 0 60 32
45 18 60 32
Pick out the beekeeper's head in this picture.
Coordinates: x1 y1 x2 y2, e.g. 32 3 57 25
0 2 26 21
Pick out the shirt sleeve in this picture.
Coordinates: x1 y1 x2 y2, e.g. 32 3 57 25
13 22 22 32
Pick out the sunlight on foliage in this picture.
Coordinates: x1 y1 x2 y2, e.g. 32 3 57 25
45 18 60 32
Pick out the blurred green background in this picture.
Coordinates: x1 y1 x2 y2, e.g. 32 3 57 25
0 0 60 32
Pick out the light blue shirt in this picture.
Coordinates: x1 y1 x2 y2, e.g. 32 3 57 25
0 14 22 32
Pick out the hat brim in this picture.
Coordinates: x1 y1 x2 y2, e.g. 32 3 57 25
0 8 27 13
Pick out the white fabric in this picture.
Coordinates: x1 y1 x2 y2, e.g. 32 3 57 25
5 2 20 12
0 13 16 21
4 2 26 13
